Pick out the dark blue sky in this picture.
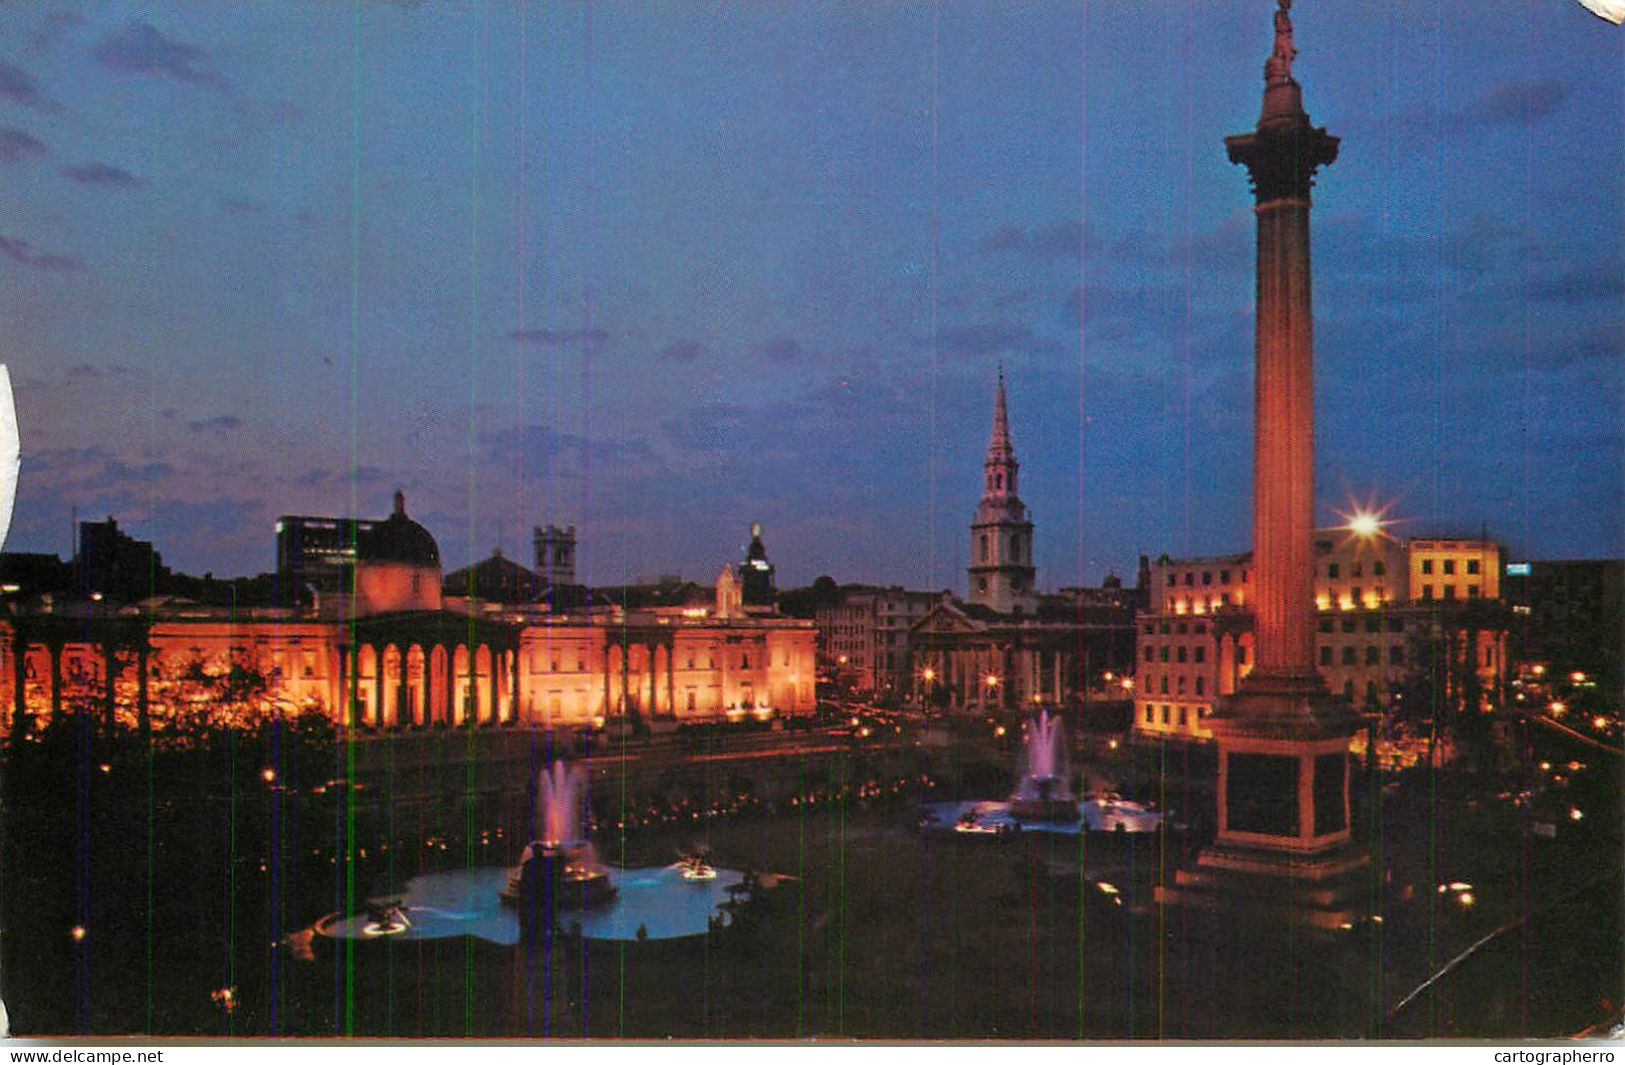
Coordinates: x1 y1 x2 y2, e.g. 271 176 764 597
3 1 1620 590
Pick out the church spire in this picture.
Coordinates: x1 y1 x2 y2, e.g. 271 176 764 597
968 368 1035 613
987 363 1014 468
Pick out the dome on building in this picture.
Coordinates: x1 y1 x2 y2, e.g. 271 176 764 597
358 490 440 568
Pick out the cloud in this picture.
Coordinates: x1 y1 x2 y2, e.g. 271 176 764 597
61 162 143 188
656 339 705 362
0 61 59 113
755 337 804 363
1524 261 1624 304
981 220 1098 260
1378 79 1573 145
28 446 174 490
1462 79 1570 128
0 234 84 272
185 414 243 434
932 322 1060 359
92 23 228 92
221 197 261 215
510 327 610 350
0 128 47 166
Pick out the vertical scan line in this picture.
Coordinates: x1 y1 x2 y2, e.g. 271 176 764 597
344 0 363 1036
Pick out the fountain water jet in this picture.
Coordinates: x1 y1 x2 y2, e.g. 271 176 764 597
501 760 617 911
1008 710 1078 821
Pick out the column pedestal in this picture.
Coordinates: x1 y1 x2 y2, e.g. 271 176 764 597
1157 681 1368 931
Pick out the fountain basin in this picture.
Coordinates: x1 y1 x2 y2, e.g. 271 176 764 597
500 841 618 911
316 862 749 945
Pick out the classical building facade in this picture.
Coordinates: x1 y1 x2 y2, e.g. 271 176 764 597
907 373 1136 714
1135 535 1509 743
0 497 815 739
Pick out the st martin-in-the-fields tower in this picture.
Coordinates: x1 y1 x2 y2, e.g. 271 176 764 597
967 369 1037 615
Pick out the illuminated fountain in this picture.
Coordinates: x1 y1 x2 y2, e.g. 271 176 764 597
315 761 757 946
501 760 617 911
1007 710 1078 821
676 848 718 882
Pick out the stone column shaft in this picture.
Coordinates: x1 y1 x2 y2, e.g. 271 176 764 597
1252 197 1318 677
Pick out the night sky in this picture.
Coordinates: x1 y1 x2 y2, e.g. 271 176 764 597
2 1 1619 592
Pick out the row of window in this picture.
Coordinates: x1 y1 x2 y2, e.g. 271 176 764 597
1420 558 1481 575
1319 645 1404 667
1144 674 1207 696
1168 569 1244 588
1143 620 1211 636
1145 644 1208 664
1319 616 1406 634
1142 703 1210 727
1325 561 1386 579
1420 584 1481 600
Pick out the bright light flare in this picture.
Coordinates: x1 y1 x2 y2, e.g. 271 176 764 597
1348 511 1382 538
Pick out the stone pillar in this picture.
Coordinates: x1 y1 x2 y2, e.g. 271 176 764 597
1223 27 1337 689
347 645 361 730
1157 4 1366 931
648 642 659 714
486 648 498 726
372 645 384 729
12 633 28 737
619 640 630 716
666 640 676 718
443 645 455 725
510 646 521 725
102 643 118 730
136 642 150 739
48 641 62 721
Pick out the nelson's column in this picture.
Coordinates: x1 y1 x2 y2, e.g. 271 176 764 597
1158 0 1368 929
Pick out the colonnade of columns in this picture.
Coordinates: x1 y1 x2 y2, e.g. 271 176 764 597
913 644 1075 712
339 638 521 729
8 631 152 737
601 636 678 717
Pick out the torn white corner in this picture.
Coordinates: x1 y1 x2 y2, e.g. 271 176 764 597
1576 0 1625 24
0 365 16 553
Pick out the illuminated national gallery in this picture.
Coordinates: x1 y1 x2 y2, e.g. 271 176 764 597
0 494 815 737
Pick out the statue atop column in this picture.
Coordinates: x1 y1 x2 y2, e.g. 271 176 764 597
1264 0 1296 86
